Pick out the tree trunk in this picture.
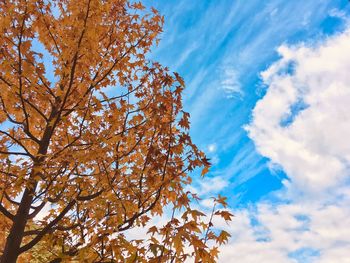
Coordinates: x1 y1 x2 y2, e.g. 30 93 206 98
0 186 36 263
1 98 56 263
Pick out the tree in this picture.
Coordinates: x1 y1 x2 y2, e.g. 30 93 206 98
0 0 233 262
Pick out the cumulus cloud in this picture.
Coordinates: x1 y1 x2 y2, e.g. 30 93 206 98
219 197 350 263
247 28 350 193
221 28 350 262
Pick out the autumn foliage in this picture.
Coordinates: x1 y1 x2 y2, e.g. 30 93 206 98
0 0 233 262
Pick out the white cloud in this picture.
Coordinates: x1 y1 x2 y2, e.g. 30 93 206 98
221 68 243 97
199 176 229 196
221 28 350 262
208 143 217 153
219 198 350 263
247 28 350 193
329 8 350 24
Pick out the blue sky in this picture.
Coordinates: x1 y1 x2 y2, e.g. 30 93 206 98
142 0 350 262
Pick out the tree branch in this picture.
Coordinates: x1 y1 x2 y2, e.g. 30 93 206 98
0 203 15 221
19 200 76 253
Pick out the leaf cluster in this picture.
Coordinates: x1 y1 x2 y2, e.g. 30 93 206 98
0 0 233 262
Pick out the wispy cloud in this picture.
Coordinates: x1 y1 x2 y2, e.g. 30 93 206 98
221 68 243 98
